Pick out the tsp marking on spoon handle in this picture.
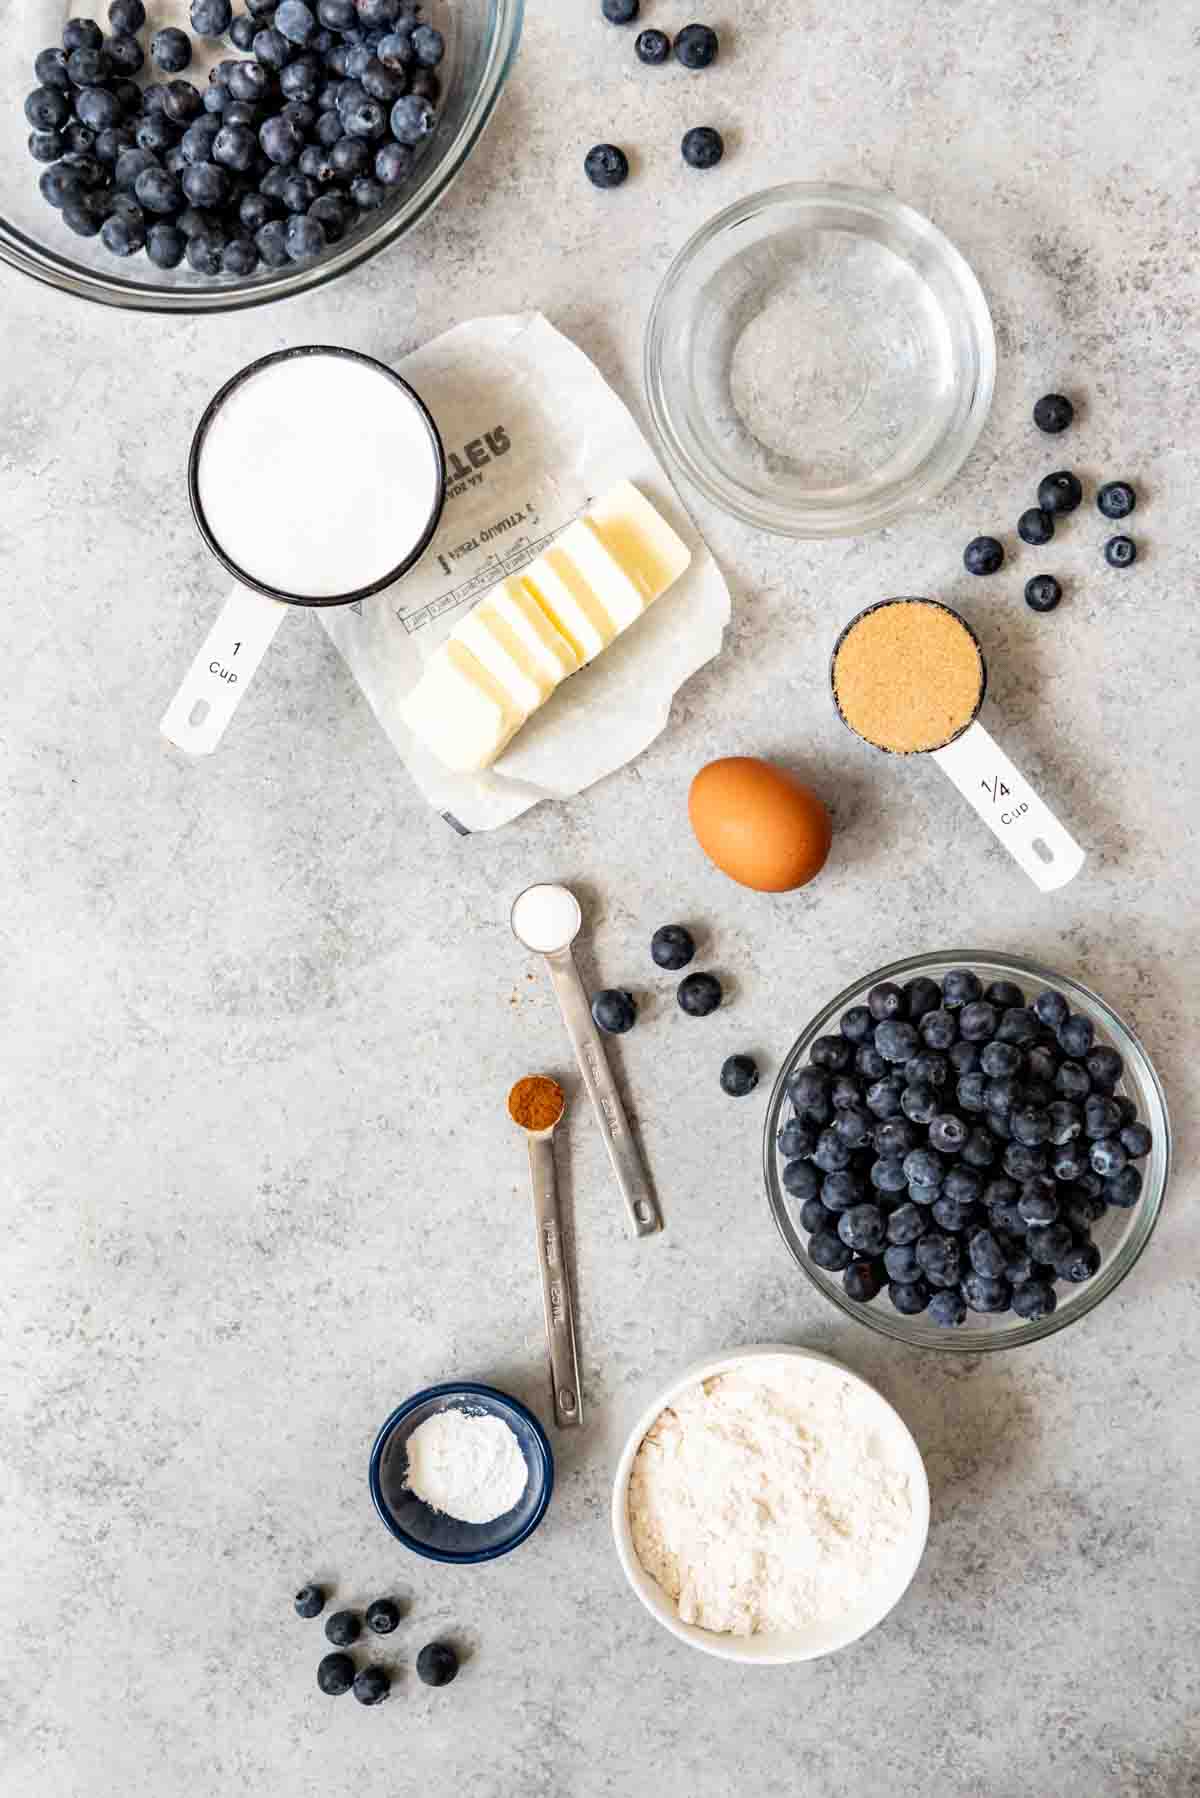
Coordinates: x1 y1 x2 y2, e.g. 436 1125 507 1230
527 1134 583 1428
543 946 661 1239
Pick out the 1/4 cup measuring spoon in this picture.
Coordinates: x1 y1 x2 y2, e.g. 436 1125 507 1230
831 597 1085 892
510 884 661 1239
507 1076 583 1430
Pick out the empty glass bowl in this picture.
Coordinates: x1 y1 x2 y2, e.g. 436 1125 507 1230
0 0 521 310
644 183 995 536
763 952 1170 1350
369 1381 553 1562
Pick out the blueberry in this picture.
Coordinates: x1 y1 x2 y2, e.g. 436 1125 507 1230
1033 392 1073 434
648 924 695 972
810 1035 853 1072
1085 1046 1123 1089
416 1642 458 1688
984 980 1025 1010
220 235 257 274
1057 1239 1101 1283
955 1001 996 1043
1046 1100 1083 1146
1017 506 1055 548
601 0 639 19
1020 574 1061 614
1058 1014 1095 1060
255 217 290 263
907 1050 950 1087
316 110 345 145
924 1287 965 1328
353 1665 390 1706
191 0 234 34
855 1044 887 1081
583 142 628 189
1017 1177 1058 1227
956 1073 987 1113
838 1203 886 1256
1104 1165 1142 1208
376 28 414 70
411 23 443 65
1120 1122 1151 1159
299 143 336 181
1027 1044 1061 1081
230 15 258 49
229 59 272 101
134 166 183 213
833 1106 873 1149
1084 1094 1122 1139
281 98 318 132
984 1174 1020 1210
1090 1137 1128 1179
677 972 721 1017
809 1229 853 1272
63 18 105 51
185 227 226 273
330 134 370 177
889 1277 931 1315
961 1128 997 1169
927 1113 967 1155
903 1147 944 1191
258 113 302 163
674 21 718 68
1027 1222 1072 1266
324 1610 361 1648
819 1170 865 1212
943 1165 982 1206
67 43 113 82
146 222 186 267
105 32 145 74
681 125 724 170
963 535 1003 576
62 196 103 236
1038 470 1082 514
987 1197 1025 1238
916 1232 961 1287
363 1596 401 1635
1055 1060 1091 1101
978 1041 1018 1080
28 129 64 162
884 1242 923 1284
635 26 670 62
182 162 230 206
865 1076 905 1120
869 1158 909 1196
221 100 258 128
872 1020 917 1065
1003 1240 1035 1284
932 1195 978 1235
997 1008 1039 1048
275 0 316 42
317 1651 356 1695
720 1054 759 1098
812 1129 852 1175
886 1201 927 1246
25 86 71 131
798 1195 827 1235
113 146 157 190
163 79 204 124
1097 481 1136 520
134 114 176 154
781 1160 819 1203
778 1118 816 1160
1003 1142 1046 1181
1012 1104 1052 1148
865 982 903 1022
967 1227 1007 1279
213 123 257 171
874 1118 917 1159
1104 534 1137 568
355 0 399 24
829 1075 861 1111
843 1259 885 1303
1011 1279 1057 1321
1063 1189 1107 1232
99 211 146 257
961 1271 1011 1312
35 47 72 91
381 93 432 146
984 1083 1021 1125
152 27 193 71
409 66 440 104
181 117 220 161
252 27 292 67
108 0 147 29
920 1009 957 1050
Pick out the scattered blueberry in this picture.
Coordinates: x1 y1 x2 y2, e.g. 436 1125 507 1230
681 125 724 169
677 972 722 1017
1097 481 1136 520
651 925 695 971
720 1054 759 1098
636 27 670 63
1037 470 1083 514
1104 534 1137 568
324 1610 361 1648
317 1652 356 1695
1033 393 1073 434
963 535 1004 576
1018 506 1055 546
151 26 192 71
295 1584 326 1619
365 1597 401 1635
601 0 639 20
416 1642 459 1688
1025 575 1062 614
674 22 718 68
584 142 629 189
353 1665 391 1706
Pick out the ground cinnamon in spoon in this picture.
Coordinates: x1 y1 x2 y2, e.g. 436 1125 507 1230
833 599 984 754
508 1076 565 1133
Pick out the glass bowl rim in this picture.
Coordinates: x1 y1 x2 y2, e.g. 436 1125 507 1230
762 949 1171 1352
368 1379 554 1563
0 0 524 313
643 180 996 539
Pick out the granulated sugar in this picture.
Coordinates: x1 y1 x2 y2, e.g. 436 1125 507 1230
628 1360 914 1637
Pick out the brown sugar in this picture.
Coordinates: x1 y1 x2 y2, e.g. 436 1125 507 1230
507 1075 565 1133
832 600 984 754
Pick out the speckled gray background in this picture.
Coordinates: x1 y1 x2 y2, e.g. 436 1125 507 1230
2 3 1198 1794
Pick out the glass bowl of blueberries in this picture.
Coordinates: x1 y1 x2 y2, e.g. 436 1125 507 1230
763 952 1170 1350
2 0 521 309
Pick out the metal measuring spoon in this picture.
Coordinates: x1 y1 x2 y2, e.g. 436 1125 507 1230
510 884 661 1239
507 1077 583 1430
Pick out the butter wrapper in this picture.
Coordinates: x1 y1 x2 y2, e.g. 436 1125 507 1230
319 313 731 832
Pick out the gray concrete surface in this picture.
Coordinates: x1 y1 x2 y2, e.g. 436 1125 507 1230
2 4 1198 1794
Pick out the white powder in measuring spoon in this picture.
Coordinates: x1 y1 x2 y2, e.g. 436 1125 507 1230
510 884 582 953
404 1410 529 1525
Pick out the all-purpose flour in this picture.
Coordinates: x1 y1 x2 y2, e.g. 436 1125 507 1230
628 1361 914 1637
404 1409 528 1525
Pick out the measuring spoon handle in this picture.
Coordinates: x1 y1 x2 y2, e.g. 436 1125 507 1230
544 947 661 1238
932 719 1085 892
527 1135 583 1429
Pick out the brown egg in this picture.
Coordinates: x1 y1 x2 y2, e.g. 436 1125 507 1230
688 758 832 892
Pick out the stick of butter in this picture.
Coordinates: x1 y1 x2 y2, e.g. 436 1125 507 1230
399 482 691 774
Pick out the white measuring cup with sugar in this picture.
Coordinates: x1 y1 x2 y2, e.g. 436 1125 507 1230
161 345 445 756
510 884 662 1240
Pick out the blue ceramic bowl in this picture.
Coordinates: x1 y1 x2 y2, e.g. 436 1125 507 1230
369 1382 553 1564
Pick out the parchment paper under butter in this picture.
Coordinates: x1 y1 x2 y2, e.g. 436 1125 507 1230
319 313 731 833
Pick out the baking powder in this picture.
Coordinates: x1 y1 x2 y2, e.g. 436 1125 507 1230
628 1360 914 1636
404 1408 528 1525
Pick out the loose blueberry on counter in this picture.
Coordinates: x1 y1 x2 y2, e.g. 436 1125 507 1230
1037 470 1083 514
636 27 671 63
720 1054 759 1098
417 1642 459 1688
353 1665 391 1706
108 0 146 28
651 924 695 971
681 126 724 169
1033 392 1074 434
602 0 639 19
151 26 192 71
843 1258 884 1302
1104 535 1137 568
1018 506 1055 546
294 1583 326 1619
675 21 718 68
584 142 629 189
1024 574 1062 614
317 1652 356 1695
324 1610 362 1648
963 535 1003 576
1097 480 1136 520
928 1287 967 1327
677 971 722 1017
591 989 637 1036
889 1276 931 1315
366 1597 401 1635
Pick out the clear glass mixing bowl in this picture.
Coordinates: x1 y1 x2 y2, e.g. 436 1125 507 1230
0 0 521 310
763 952 1170 1351
644 183 995 537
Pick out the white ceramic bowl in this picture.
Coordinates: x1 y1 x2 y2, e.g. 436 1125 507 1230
611 1345 930 1664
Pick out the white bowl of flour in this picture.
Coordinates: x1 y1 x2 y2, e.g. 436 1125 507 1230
611 1346 929 1662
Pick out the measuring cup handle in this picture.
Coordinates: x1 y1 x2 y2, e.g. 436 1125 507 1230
527 1134 583 1429
160 583 289 756
932 719 1086 892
